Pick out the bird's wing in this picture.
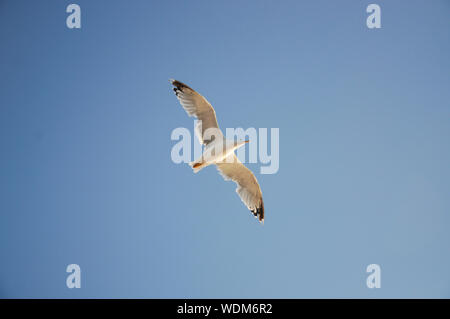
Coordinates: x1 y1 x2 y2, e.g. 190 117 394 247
216 154 264 223
170 79 223 145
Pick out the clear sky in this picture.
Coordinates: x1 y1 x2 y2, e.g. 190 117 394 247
0 0 449 298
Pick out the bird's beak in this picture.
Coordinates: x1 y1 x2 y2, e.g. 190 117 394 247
244 140 250 143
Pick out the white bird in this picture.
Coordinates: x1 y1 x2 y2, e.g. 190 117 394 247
170 79 265 223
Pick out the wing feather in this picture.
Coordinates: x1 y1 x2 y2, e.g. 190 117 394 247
216 155 264 223
170 79 223 145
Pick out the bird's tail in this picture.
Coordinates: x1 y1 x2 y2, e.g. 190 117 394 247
189 161 206 173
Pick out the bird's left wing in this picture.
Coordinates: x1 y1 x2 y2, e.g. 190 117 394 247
170 79 223 145
216 155 264 223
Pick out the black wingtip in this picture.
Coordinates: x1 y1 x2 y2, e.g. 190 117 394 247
170 79 193 91
259 199 265 224
251 199 264 224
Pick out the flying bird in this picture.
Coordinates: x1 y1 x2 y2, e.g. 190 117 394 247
170 79 265 223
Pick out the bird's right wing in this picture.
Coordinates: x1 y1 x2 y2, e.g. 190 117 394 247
170 79 223 145
216 155 264 223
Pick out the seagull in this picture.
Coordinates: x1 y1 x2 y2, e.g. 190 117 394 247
170 79 265 223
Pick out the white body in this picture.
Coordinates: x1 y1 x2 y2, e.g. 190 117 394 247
190 139 247 173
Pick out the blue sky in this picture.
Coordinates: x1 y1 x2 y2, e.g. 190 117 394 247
0 0 449 298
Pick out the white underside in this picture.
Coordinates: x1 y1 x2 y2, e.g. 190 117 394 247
189 139 244 173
